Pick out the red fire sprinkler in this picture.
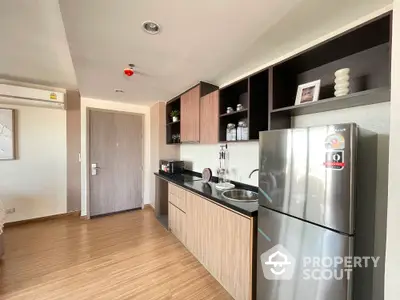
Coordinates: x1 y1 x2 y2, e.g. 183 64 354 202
124 64 135 77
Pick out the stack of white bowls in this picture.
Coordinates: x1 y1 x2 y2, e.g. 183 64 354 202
334 68 350 97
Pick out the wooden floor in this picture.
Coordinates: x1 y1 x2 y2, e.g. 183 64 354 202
0 208 232 300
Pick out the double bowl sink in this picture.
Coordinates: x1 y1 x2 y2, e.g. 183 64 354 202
222 189 258 202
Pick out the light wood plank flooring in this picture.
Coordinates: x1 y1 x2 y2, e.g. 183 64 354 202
0 208 232 300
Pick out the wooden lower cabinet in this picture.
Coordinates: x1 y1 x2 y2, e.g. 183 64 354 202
185 190 253 300
168 183 186 212
168 202 186 245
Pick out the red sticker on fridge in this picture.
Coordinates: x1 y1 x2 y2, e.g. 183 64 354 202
324 150 345 170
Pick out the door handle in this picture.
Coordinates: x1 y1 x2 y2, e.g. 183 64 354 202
91 163 100 176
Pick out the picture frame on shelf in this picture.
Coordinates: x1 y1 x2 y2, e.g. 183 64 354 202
295 80 321 105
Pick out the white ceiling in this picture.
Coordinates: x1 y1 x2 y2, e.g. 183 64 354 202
0 0 391 105
0 0 77 89
59 0 303 105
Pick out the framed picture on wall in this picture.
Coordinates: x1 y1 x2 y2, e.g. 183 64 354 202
295 80 321 105
0 108 16 160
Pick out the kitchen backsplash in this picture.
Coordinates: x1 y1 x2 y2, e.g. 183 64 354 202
180 141 259 186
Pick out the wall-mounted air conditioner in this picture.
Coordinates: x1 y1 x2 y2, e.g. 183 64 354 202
0 84 65 109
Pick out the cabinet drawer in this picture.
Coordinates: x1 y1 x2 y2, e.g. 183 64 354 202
169 183 176 196
169 202 186 245
168 183 186 212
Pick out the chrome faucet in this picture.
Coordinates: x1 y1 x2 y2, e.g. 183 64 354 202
249 169 259 178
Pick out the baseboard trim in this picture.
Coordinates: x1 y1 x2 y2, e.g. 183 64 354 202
90 208 141 219
5 211 81 228
144 204 155 211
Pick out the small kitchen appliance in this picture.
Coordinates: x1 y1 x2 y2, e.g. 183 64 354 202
159 160 184 174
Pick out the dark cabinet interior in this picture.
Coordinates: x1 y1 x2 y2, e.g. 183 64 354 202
218 69 270 142
219 78 249 142
249 70 269 140
166 96 181 144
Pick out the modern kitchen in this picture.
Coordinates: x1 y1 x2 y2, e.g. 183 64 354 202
1 1 398 299
152 12 390 300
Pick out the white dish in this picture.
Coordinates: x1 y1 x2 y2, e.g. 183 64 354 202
216 182 235 191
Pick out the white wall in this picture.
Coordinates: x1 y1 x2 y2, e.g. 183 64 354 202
0 104 67 222
385 1 400 299
80 97 151 216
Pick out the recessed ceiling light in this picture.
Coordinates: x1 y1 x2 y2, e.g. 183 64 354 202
142 21 161 35
114 89 124 93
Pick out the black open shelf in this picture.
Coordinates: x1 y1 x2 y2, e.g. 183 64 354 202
166 97 181 144
219 78 249 142
219 78 249 114
166 120 180 126
272 15 390 111
249 69 269 139
270 13 391 130
220 109 248 118
166 121 181 144
219 114 249 142
220 139 259 143
271 87 390 117
218 67 269 142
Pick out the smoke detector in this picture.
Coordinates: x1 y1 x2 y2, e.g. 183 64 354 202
142 21 161 35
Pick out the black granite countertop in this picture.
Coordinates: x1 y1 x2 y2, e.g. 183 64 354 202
154 172 258 217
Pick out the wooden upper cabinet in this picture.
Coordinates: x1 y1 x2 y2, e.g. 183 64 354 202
181 85 200 143
200 90 219 144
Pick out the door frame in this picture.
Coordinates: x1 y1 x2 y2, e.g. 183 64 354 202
86 107 145 219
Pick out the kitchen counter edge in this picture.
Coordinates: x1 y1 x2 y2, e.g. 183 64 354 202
154 172 258 217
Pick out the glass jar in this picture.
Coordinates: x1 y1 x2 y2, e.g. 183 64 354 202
226 123 236 141
237 122 243 140
238 120 248 140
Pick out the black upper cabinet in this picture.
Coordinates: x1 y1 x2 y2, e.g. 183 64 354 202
219 78 249 142
219 78 249 114
218 69 270 142
249 69 269 140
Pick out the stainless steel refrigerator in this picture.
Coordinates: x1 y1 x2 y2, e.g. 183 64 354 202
257 123 377 300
